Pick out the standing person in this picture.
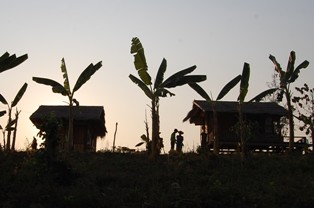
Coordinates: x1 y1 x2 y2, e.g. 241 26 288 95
158 132 165 154
31 137 37 150
176 131 184 152
201 126 208 148
170 129 178 151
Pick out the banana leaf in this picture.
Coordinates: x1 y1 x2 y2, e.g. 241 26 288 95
161 65 197 88
289 60 309 83
11 83 28 107
238 62 250 103
154 58 167 89
286 51 295 80
269 54 283 75
188 82 211 102
73 61 102 93
248 88 277 103
129 74 153 99
5 118 16 129
61 58 71 95
131 37 152 85
135 142 145 147
0 53 28 73
155 88 175 97
163 75 206 88
0 110 6 117
33 77 68 96
141 134 149 143
0 94 8 105
216 75 241 101
0 52 10 62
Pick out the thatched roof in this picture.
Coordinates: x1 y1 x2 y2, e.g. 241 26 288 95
183 100 287 124
30 105 107 137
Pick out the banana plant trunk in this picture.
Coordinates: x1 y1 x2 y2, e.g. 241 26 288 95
238 103 247 159
67 101 74 151
311 126 314 152
213 104 219 155
11 110 20 151
285 90 295 151
151 96 160 160
6 108 12 151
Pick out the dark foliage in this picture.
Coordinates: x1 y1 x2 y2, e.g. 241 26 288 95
1 151 314 207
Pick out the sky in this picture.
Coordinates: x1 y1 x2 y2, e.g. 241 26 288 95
1 0 314 152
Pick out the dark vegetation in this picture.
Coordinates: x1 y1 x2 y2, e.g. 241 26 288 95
1 151 314 208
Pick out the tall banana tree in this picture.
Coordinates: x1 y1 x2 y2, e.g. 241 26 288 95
238 63 277 158
129 37 206 159
0 52 28 73
0 83 28 151
269 51 309 151
186 74 242 154
33 58 102 151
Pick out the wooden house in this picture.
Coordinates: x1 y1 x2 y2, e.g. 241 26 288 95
184 100 288 152
30 105 107 152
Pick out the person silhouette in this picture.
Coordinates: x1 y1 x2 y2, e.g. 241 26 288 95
31 137 37 150
201 126 208 148
170 128 178 151
176 131 184 152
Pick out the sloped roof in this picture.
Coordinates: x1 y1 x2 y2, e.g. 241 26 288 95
183 100 287 124
30 105 107 137
193 100 287 115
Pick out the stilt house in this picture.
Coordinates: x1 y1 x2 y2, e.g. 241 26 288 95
30 105 107 152
184 100 288 152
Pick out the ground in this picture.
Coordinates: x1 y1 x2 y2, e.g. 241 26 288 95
1 151 314 208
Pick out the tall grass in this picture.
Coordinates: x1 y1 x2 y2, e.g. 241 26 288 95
0 151 314 207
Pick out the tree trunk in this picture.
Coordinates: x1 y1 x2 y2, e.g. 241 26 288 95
213 107 219 155
6 108 12 151
112 122 118 152
67 100 74 152
151 96 159 160
285 90 294 151
311 126 314 152
239 103 247 159
11 110 20 151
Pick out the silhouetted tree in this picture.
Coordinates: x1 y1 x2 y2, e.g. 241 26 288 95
33 58 102 151
292 83 314 149
0 52 28 150
129 37 206 159
269 51 309 151
0 83 28 151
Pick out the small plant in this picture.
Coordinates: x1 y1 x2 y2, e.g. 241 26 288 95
0 83 28 151
36 112 63 162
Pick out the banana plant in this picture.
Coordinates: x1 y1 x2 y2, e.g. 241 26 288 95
129 37 206 159
0 52 28 73
186 74 242 154
269 51 309 151
33 58 102 151
0 83 28 151
237 63 277 158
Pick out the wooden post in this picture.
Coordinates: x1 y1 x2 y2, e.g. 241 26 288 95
112 122 118 152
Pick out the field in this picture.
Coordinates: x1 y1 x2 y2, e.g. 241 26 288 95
1 151 314 208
